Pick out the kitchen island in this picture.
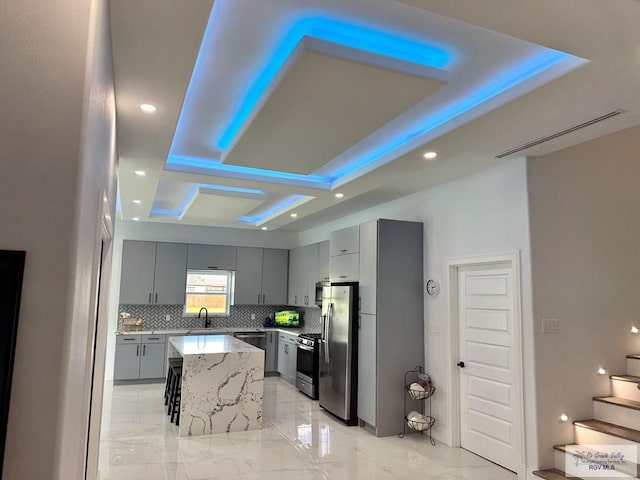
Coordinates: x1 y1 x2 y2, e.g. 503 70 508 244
168 335 264 437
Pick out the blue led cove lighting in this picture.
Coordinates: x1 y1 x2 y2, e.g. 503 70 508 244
215 17 450 150
163 6 579 224
238 195 307 225
327 49 570 179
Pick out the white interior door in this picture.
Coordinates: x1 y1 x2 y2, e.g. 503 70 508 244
458 263 519 472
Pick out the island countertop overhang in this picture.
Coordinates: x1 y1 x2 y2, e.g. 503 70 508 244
169 334 263 356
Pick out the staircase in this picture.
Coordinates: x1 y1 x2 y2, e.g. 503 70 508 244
534 355 640 479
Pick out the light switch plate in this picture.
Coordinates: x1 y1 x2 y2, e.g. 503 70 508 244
542 318 560 334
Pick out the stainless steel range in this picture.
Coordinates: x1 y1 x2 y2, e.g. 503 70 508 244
296 333 321 399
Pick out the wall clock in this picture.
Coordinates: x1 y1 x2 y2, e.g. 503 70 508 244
426 279 440 297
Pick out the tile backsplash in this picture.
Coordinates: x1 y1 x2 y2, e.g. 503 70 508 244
118 304 322 332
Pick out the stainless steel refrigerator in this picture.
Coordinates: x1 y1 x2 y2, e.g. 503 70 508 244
319 283 358 425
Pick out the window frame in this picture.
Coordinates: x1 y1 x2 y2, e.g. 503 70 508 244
183 268 235 316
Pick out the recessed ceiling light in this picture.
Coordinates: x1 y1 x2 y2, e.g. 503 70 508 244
598 367 607 375
133 200 142 204
335 193 344 199
290 213 298 218
261 226 268 230
134 170 146 176
139 103 157 113
132 217 140 222
423 151 438 160
559 414 569 422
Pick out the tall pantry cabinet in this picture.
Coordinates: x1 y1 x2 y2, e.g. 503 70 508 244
357 219 424 437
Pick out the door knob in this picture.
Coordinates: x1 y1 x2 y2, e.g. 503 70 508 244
457 361 466 368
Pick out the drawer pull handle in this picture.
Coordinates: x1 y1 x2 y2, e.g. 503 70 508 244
340 249 347 252
339 275 347 278
148 337 160 340
123 338 135 341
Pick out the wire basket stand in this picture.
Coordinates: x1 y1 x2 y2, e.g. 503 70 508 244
398 365 435 445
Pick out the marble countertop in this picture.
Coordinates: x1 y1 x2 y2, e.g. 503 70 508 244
169 334 262 356
116 327 313 336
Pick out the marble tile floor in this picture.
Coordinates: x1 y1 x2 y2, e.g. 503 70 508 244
98 378 516 480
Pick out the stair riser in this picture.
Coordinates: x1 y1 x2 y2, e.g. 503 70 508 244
628 358 640 377
555 449 638 478
594 401 640 431
574 424 640 450
611 379 640 402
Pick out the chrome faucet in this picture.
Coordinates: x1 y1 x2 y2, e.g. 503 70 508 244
198 307 210 328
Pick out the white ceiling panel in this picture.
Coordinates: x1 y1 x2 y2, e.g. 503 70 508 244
181 188 264 221
223 48 445 175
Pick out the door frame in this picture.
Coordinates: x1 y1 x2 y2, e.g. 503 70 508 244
444 251 526 477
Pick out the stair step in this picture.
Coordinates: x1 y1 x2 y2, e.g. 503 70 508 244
628 356 640 376
611 374 640 383
594 396 640 430
594 396 640 411
574 419 640 444
611 375 640 402
532 468 580 479
555 443 639 478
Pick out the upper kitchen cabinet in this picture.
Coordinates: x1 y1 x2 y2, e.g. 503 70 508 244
329 225 359 256
261 248 288 305
318 240 330 282
187 244 237 270
153 243 188 304
329 226 360 282
288 243 320 307
119 241 187 305
235 247 288 305
120 241 156 304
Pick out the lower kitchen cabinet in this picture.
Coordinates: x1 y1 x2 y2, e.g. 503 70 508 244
265 331 278 374
114 334 167 382
276 332 298 383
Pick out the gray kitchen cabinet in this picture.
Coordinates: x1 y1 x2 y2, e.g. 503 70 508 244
119 241 187 305
329 252 359 282
153 243 187 304
358 313 377 427
187 244 237 270
301 243 318 306
235 248 288 305
355 219 423 436
114 334 167 382
359 220 378 314
261 248 288 305
139 342 166 379
235 247 264 304
277 337 288 378
265 331 278 374
287 247 304 306
288 244 319 307
318 240 330 282
276 332 298 382
120 241 156 304
114 343 141 380
329 225 359 256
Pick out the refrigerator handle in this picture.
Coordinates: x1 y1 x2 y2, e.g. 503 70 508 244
325 302 332 362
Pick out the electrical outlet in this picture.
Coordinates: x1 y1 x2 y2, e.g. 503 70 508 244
166 314 171 322
542 318 560 334
251 313 256 320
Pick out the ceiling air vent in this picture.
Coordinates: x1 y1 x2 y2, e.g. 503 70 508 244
495 109 625 158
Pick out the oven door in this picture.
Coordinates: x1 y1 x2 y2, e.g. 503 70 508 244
296 343 315 380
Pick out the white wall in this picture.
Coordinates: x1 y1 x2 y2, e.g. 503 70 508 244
299 158 538 470
104 220 299 380
0 0 117 478
527 124 640 469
